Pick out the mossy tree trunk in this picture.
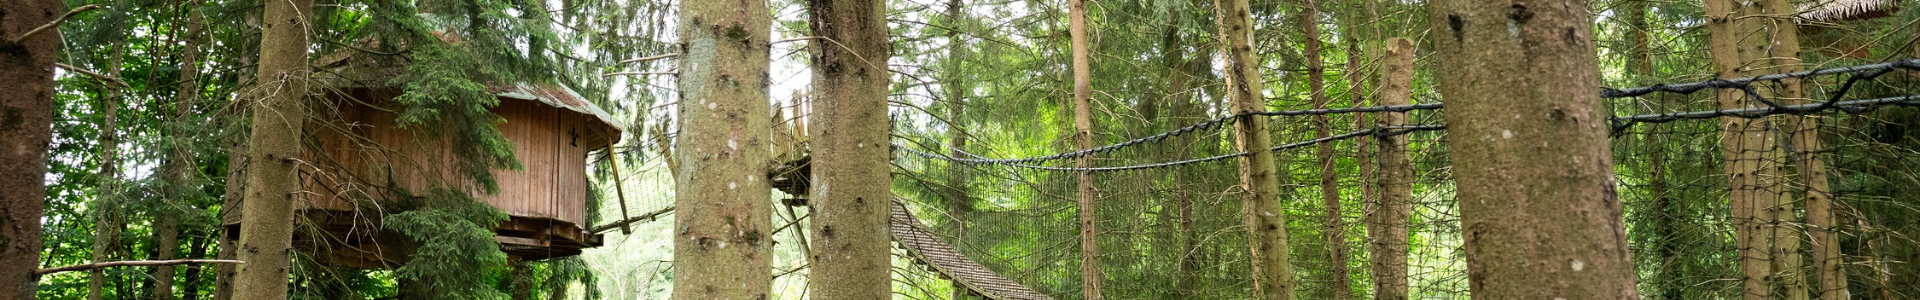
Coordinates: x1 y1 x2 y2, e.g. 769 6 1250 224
805 0 893 298
1368 37 1415 300
1217 0 1295 298
672 0 773 298
1429 0 1639 298
0 0 63 297
231 0 314 296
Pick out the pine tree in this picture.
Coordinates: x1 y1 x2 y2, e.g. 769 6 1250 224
1067 0 1104 298
672 0 773 298
1217 0 1295 298
1429 0 1638 297
231 0 314 296
0 0 64 297
805 0 893 298
1368 37 1415 300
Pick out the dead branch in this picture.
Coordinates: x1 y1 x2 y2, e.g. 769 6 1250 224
38 259 243 275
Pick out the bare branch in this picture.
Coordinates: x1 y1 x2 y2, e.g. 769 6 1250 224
38 259 244 275
11 5 101 43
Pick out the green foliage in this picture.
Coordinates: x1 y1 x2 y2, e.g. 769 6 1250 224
384 187 512 300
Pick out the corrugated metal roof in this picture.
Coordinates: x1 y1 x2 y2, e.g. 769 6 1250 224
494 83 628 140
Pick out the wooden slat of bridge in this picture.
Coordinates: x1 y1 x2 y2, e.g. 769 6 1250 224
891 201 1055 300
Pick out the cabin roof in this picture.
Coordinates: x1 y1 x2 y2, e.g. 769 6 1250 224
1799 0 1899 22
315 40 627 141
494 83 627 138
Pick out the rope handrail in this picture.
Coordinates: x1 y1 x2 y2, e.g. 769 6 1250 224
897 59 1918 170
903 93 1920 172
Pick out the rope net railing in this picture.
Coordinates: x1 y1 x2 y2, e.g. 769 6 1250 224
884 59 1920 299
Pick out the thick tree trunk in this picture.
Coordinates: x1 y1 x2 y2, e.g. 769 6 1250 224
1368 37 1415 300
232 0 314 296
805 0 892 298
1429 0 1639 298
672 0 773 298
1066 0 1104 299
1705 1 1780 298
153 8 204 299
0 0 63 297
1217 0 1294 298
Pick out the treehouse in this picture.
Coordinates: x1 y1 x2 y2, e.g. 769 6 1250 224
1797 0 1903 58
223 45 624 268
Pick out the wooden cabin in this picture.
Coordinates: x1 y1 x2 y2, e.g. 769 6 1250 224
223 44 624 268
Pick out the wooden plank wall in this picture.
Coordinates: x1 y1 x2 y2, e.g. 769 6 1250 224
303 91 605 229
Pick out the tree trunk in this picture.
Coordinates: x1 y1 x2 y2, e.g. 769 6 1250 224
1157 10 1200 296
1299 0 1349 298
0 0 62 297
509 261 534 300
943 2 971 297
1217 0 1295 298
90 39 128 300
154 7 205 299
232 0 314 295
1066 0 1104 299
178 234 212 300
1368 37 1415 300
1623 1 1685 299
1429 0 1639 298
672 0 773 298
1705 1 1779 298
1758 1 1816 299
805 0 892 298
212 135 245 300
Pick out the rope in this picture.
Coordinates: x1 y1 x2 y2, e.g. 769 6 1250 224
898 59 1920 171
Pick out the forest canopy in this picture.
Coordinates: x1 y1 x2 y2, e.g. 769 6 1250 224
4 0 1919 299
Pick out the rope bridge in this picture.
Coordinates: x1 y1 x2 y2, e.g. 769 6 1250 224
877 59 1920 299
594 59 1919 299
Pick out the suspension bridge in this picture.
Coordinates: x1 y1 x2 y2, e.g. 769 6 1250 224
606 59 1920 299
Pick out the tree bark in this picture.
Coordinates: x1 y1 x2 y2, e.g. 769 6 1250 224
0 0 63 297
1217 0 1295 298
1299 0 1349 298
672 0 773 298
232 0 314 295
1756 1 1821 299
805 0 893 298
1368 37 1415 300
154 6 205 299
1429 0 1639 298
1705 1 1780 298
1067 0 1104 299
